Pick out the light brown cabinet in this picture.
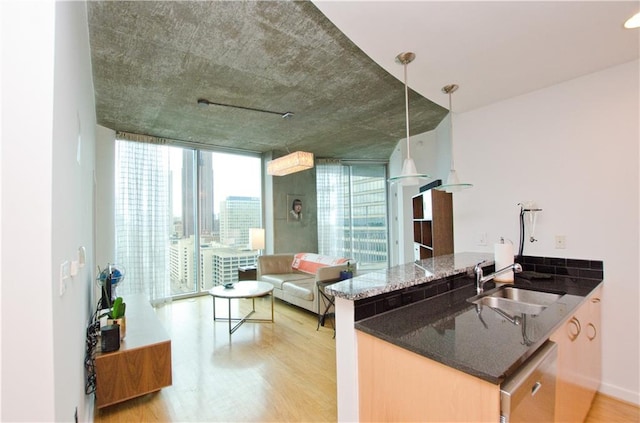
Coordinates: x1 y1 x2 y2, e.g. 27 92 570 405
357 330 500 422
357 286 603 422
94 294 172 408
551 285 602 422
412 186 453 260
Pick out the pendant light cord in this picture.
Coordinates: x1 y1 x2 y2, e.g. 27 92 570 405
403 61 411 160
448 90 455 171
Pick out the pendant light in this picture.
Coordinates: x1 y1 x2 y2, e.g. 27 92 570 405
388 52 430 186
266 113 314 176
435 84 473 193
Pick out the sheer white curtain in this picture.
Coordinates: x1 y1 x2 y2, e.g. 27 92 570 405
316 159 348 257
317 160 389 270
114 140 172 305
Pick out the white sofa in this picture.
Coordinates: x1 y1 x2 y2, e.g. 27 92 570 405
257 253 351 314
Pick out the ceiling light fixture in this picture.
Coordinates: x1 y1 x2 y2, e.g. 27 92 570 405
388 52 430 186
197 98 293 118
435 84 473 193
624 12 640 29
266 114 314 176
267 151 314 176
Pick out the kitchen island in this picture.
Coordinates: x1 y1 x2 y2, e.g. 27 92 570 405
327 252 603 422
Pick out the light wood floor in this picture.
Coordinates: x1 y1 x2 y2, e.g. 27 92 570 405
94 295 639 422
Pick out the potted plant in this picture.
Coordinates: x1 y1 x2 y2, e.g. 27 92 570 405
104 296 127 340
339 261 354 281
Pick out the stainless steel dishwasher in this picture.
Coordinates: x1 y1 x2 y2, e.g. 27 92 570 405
500 341 558 423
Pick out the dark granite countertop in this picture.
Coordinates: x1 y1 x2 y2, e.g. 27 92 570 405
355 275 602 384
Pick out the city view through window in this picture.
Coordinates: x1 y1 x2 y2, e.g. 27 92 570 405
115 141 389 302
115 140 262 300
317 162 388 272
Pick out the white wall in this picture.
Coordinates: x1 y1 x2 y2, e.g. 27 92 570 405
1 2 56 420
52 2 97 420
451 61 639 404
388 128 445 266
1 1 97 421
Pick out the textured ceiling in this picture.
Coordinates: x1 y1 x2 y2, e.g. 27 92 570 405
87 1 448 160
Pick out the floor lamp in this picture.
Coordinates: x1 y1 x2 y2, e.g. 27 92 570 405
249 228 265 256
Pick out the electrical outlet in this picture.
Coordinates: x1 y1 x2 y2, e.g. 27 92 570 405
478 232 488 246
555 235 566 249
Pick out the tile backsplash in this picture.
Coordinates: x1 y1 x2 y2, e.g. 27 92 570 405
517 255 604 280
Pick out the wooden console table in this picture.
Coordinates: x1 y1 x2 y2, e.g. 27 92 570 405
94 294 172 408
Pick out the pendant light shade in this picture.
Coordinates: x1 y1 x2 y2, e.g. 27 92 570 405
267 151 314 176
266 113 314 176
388 52 430 186
435 84 473 193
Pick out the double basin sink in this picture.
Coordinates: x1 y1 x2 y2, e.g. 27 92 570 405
467 285 565 316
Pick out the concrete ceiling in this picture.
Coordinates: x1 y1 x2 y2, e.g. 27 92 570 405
88 1 639 161
87 0 448 160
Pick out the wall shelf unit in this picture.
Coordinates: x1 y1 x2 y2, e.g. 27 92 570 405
412 180 454 260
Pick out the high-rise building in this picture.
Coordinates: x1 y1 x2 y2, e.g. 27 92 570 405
199 153 214 235
182 151 214 237
170 238 259 293
317 164 388 271
219 196 261 248
169 236 196 292
200 247 258 290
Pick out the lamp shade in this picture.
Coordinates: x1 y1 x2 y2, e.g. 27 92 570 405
388 157 425 186
249 228 265 250
438 169 473 193
434 84 473 193
267 151 314 176
387 52 430 186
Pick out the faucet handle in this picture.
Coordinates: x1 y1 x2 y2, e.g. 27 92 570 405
474 260 487 273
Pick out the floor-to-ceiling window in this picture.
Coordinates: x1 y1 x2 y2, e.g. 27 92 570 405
316 159 388 271
114 137 262 301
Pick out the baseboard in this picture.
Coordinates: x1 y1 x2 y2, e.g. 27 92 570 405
599 381 640 406
84 393 95 422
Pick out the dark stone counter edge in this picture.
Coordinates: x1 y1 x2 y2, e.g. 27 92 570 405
350 255 604 322
355 277 603 385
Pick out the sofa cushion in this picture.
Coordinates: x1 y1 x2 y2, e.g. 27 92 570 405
259 254 295 275
291 253 348 275
282 279 315 301
261 273 312 290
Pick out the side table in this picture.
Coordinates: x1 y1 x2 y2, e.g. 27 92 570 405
317 279 340 336
238 265 257 281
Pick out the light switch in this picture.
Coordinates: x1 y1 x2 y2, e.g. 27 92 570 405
78 246 86 267
60 261 70 296
70 260 79 277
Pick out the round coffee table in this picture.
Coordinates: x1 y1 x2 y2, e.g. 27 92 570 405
208 281 274 335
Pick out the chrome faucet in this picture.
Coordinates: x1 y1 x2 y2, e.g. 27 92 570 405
474 262 523 295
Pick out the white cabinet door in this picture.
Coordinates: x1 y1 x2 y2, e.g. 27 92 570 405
551 286 602 422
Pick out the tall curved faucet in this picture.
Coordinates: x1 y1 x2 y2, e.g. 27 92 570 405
474 262 523 295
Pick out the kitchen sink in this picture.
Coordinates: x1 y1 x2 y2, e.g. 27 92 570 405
468 286 565 316
473 296 547 315
484 286 563 307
